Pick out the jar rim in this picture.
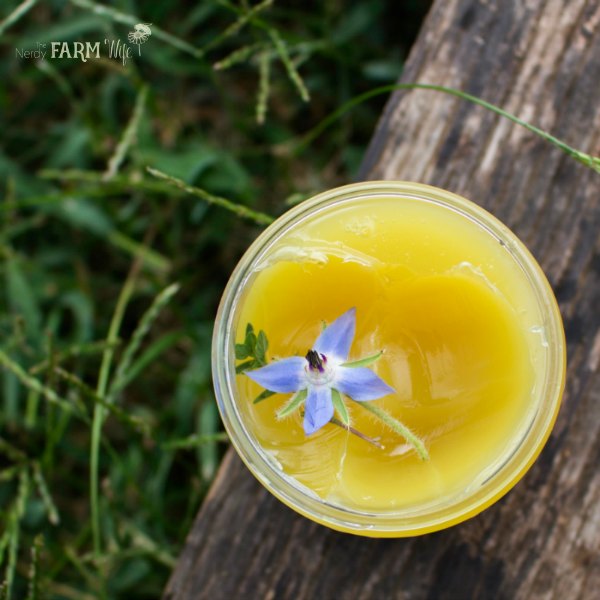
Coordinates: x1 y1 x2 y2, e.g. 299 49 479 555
212 181 566 536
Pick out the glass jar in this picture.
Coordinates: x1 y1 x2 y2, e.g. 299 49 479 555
212 181 566 537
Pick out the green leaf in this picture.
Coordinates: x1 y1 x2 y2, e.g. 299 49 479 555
341 350 383 368
235 343 249 360
245 330 257 355
48 197 113 236
331 389 349 425
109 283 180 398
115 330 183 391
236 359 255 374
276 389 307 418
255 330 268 363
138 143 220 182
253 389 275 404
45 124 91 169
6 257 43 345
59 290 94 344
235 323 271 375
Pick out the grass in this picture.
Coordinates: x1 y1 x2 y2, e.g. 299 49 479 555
0 0 432 596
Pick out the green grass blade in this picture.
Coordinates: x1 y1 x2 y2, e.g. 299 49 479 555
37 196 170 272
24 388 40 429
29 340 121 375
118 520 177 569
0 348 86 419
106 230 170 273
267 28 310 102
0 0 38 38
53 366 150 434
36 59 84 116
5 253 43 345
203 0 274 53
90 270 137 559
0 436 28 462
289 83 600 172
104 86 148 181
114 330 183 392
146 167 274 225
26 535 43 600
256 48 271 124
5 469 30 598
5 517 19 599
2 370 19 426
109 283 180 397
33 463 60 525
213 42 261 70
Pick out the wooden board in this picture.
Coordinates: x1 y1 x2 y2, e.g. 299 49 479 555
164 0 600 598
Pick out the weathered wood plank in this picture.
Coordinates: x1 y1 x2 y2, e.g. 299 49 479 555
165 0 600 598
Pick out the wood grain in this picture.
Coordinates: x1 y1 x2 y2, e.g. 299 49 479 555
165 0 600 598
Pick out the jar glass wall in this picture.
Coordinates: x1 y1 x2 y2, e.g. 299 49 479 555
212 182 565 537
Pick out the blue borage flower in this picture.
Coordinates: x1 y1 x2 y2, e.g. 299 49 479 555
245 308 395 435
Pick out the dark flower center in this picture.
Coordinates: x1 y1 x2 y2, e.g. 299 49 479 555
305 349 327 373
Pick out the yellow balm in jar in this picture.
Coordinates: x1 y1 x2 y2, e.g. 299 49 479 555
212 182 565 536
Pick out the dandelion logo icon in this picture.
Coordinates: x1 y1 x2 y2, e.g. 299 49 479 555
128 23 152 56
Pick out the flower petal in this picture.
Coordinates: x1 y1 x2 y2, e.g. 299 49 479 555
313 307 356 361
303 386 334 435
336 367 395 401
245 356 305 393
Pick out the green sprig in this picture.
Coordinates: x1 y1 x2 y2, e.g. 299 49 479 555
0 0 38 38
26 535 44 600
213 43 262 70
146 167 275 226
235 324 275 404
357 400 429 461
256 48 272 124
287 83 600 173
0 348 87 420
203 0 274 54
32 463 60 525
267 28 310 102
